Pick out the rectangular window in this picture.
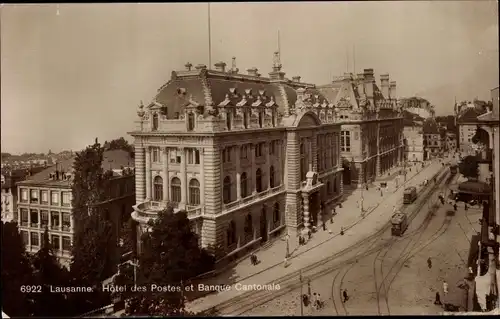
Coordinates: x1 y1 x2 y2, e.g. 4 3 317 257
21 231 29 246
240 145 248 159
20 208 28 226
341 131 351 152
30 190 39 203
169 149 182 164
50 211 60 230
41 190 48 204
62 212 71 231
62 192 71 207
40 210 49 227
187 148 200 165
30 232 39 247
51 191 59 205
62 236 71 252
51 235 60 250
30 209 39 227
21 189 28 202
152 147 160 163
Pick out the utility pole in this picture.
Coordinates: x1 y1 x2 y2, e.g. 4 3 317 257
299 270 304 316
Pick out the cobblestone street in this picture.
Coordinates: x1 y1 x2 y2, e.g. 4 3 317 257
244 168 481 316
187 160 446 313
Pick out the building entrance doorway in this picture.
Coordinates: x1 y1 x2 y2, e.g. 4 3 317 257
308 192 320 227
260 207 268 243
342 159 351 185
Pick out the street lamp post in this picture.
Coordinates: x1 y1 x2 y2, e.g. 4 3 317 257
124 259 139 287
285 233 290 258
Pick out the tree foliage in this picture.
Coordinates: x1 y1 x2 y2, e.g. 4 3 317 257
70 140 113 313
103 137 134 157
459 155 479 179
123 205 214 316
31 227 71 316
1 221 36 317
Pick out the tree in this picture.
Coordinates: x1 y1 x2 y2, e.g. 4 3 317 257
31 227 71 316
69 140 113 313
124 205 214 316
103 137 134 156
1 221 36 317
119 217 137 259
459 155 479 179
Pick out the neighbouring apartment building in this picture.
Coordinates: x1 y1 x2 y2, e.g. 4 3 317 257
16 150 135 268
129 55 344 260
423 118 445 159
317 69 404 187
1 167 46 223
445 132 457 153
457 102 488 155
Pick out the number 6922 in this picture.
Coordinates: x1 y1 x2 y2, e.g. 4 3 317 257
20 285 42 293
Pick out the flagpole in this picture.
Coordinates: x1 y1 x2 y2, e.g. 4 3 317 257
208 3 212 69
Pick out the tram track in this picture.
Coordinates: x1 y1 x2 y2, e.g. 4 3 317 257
204 166 447 316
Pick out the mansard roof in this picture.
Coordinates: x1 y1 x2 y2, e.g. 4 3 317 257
152 67 330 117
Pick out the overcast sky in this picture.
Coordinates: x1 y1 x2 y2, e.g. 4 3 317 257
1 1 498 154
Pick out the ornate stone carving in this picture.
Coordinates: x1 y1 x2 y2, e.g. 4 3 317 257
137 101 145 118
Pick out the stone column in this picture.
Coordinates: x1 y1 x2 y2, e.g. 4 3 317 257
235 146 242 199
180 148 187 204
199 148 205 205
162 148 169 203
311 134 318 172
48 211 52 229
302 192 310 229
145 146 151 200
28 208 31 226
59 236 63 253
203 146 222 215
59 213 62 230
37 210 41 228
251 144 256 195
134 146 146 201
285 131 303 231
266 142 271 189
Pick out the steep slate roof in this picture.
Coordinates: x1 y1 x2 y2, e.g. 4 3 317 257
153 68 330 117
457 102 488 123
19 150 133 187
423 118 439 134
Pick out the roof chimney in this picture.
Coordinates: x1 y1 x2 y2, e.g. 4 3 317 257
292 76 301 83
363 68 374 80
214 61 227 72
195 64 207 70
247 67 259 77
380 74 390 99
389 81 397 99
185 62 193 71
363 69 374 98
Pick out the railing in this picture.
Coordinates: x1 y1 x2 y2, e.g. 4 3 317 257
135 201 203 219
30 223 39 228
222 185 285 211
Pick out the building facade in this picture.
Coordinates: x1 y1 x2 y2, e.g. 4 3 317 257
457 103 488 154
1 167 46 223
445 132 457 153
403 125 424 162
16 150 135 268
130 56 344 260
423 118 445 159
317 69 404 187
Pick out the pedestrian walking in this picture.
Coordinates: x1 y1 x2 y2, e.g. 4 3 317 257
464 203 468 211
316 293 323 309
322 220 326 231
365 184 369 191
342 289 349 302
283 257 289 268
340 226 345 236
453 203 457 211
298 235 304 246
434 292 442 305
443 281 449 295
427 257 432 269
308 229 312 240
330 208 335 224
313 293 318 309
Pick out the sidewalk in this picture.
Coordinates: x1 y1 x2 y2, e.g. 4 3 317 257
187 160 445 313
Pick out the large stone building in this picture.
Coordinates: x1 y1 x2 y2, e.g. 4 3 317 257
317 69 404 187
402 110 424 163
129 55 344 260
16 150 135 268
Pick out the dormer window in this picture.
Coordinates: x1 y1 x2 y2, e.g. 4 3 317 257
187 112 195 131
152 113 159 131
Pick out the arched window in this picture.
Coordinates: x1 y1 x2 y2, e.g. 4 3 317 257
258 112 263 128
223 176 231 204
241 172 248 198
152 113 159 131
256 169 263 193
189 179 200 205
171 177 181 203
244 214 253 241
273 203 280 228
269 166 275 188
187 112 195 131
227 221 236 247
326 181 331 195
153 176 163 201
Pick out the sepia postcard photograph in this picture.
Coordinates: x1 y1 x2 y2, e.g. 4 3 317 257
1 1 499 317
